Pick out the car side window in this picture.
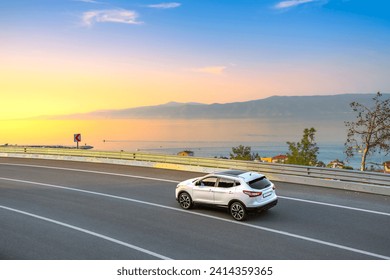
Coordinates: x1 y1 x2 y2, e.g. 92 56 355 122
200 177 218 187
218 178 235 188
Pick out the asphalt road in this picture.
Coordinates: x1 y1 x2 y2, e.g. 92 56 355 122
0 157 389 260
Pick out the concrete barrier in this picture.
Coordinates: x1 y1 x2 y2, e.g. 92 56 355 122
1 148 389 196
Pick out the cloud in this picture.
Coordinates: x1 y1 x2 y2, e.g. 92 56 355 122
147 2 181 9
82 9 142 26
274 0 317 9
192 66 227 75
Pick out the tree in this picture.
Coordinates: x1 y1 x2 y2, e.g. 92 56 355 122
285 127 319 166
230 145 260 161
345 92 390 171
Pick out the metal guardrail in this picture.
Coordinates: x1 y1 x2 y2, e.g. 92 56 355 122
1 147 389 189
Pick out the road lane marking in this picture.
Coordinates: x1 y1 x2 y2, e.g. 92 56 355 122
1 162 389 217
278 195 390 217
0 163 179 183
0 204 172 260
1 176 389 260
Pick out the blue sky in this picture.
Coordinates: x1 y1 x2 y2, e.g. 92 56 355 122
1 0 390 118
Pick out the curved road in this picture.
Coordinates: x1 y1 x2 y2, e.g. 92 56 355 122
0 157 389 260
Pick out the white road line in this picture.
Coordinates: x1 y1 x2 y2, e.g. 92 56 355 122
1 162 389 217
1 176 389 260
0 204 172 260
0 163 179 183
278 196 390 217
0 176 178 209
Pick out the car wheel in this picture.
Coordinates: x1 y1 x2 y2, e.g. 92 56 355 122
178 192 193 210
230 202 247 221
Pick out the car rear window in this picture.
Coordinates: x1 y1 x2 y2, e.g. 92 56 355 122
248 176 271 190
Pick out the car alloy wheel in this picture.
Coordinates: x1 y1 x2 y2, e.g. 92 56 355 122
230 202 247 221
179 192 192 209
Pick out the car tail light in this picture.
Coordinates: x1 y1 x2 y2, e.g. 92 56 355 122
243 190 262 197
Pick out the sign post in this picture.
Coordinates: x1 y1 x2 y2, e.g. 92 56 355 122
74 133 81 149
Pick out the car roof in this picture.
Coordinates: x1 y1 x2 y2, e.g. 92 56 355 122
214 170 264 181
215 170 247 176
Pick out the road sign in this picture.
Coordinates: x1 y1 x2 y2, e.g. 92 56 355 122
74 134 81 142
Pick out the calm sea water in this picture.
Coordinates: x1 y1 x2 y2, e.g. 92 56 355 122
2 118 388 170
106 140 387 170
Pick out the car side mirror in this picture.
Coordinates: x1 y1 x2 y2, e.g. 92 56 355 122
195 180 201 186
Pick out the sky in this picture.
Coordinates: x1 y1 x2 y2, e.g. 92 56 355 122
1 0 390 119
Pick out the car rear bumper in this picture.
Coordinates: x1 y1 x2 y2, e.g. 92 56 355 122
247 198 278 212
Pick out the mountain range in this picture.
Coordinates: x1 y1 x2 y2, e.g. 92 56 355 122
46 93 389 120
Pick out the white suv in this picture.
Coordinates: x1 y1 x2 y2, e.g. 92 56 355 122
175 170 278 221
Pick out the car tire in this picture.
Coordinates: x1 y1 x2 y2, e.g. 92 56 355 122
178 192 193 210
230 201 247 221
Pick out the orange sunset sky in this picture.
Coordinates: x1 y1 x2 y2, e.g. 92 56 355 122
1 0 389 120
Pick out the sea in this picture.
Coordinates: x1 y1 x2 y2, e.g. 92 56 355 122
1 118 388 170
101 140 387 170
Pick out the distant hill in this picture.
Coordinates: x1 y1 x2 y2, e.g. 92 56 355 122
46 94 389 120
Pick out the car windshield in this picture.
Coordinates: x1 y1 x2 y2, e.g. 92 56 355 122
248 176 271 190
